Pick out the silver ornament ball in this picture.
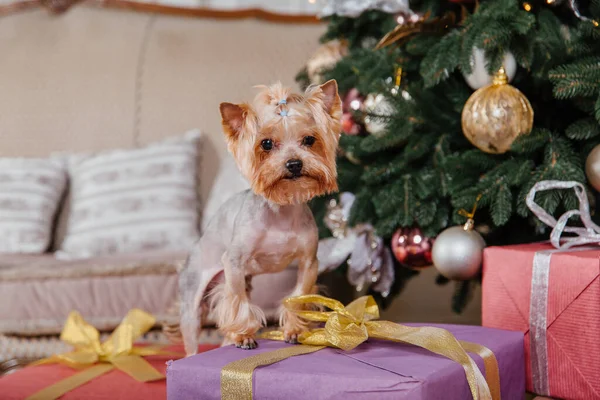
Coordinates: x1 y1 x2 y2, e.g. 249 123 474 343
586 144 600 192
432 225 485 280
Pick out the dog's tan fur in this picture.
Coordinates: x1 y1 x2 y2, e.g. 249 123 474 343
220 81 341 205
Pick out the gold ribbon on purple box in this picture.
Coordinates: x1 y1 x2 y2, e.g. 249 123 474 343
26 309 181 400
526 180 600 395
222 294 501 400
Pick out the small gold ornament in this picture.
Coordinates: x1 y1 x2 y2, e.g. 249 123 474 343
461 67 534 154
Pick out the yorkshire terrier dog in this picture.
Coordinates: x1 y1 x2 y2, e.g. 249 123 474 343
178 80 341 355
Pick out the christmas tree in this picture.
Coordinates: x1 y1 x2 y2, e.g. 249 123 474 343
301 0 600 311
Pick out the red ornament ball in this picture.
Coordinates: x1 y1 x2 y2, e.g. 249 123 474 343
341 112 361 135
340 88 364 135
343 88 364 113
391 227 434 269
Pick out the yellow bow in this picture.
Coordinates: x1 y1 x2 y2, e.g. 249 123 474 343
27 309 176 400
260 295 498 400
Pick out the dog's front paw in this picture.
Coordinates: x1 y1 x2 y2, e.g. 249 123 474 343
232 334 258 350
281 310 308 345
283 329 303 344
237 338 257 350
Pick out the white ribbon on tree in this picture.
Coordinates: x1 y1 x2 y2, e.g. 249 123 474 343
317 192 395 296
526 180 600 249
319 0 412 18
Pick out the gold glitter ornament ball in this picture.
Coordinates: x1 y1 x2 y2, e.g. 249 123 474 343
461 67 534 154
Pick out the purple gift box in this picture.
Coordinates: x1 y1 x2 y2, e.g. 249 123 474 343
167 324 525 400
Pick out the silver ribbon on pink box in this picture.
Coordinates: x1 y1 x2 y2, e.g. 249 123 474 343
526 180 599 395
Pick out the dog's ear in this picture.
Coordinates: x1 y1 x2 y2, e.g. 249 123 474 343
318 79 342 120
219 102 248 141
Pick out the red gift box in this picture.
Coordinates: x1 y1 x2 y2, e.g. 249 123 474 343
482 243 600 399
0 344 218 400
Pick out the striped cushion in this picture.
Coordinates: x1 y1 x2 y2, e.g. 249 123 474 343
0 158 67 254
57 130 201 258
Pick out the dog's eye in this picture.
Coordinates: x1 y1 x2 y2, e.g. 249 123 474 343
302 136 316 147
261 139 274 151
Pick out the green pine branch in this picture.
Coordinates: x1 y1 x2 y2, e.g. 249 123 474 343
549 60 600 99
566 118 600 140
420 30 462 87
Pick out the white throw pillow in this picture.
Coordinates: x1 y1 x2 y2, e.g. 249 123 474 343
57 130 202 259
0 158 67 253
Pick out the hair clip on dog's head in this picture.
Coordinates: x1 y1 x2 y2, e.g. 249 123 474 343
219 80 342 205
278 99 288 117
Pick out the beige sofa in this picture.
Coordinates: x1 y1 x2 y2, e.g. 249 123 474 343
0 6 326 349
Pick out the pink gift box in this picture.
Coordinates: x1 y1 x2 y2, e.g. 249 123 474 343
0 344 219 400
483 243 600 399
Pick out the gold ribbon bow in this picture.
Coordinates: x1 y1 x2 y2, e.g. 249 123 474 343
27 309 177 400
224 295 499 400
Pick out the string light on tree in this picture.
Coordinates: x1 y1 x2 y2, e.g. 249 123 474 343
461 67 534 154
526 0 600 26
432 196 486 280
394 11 421 25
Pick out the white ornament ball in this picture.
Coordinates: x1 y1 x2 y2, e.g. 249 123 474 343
463 48 517 90
364 93 395 136
431 225 486 280
361 37 379 49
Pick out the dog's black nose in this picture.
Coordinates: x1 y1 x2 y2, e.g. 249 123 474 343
286 159 303 175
